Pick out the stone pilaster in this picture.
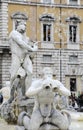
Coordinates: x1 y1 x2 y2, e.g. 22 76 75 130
0 2 8 40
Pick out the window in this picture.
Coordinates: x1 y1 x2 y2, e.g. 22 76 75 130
70 78 76 91
69 55 78 63
68 23 79 43
43 55 52 63
43 24 51 42
41 0 54 3
44 0 51 3
40 14 55 43
42 22 53 42
69 25 77 43
68 0 80 5
66 16 81 44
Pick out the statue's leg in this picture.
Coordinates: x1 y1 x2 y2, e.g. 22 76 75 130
51 109 69 130
23 115 30 130
25 74 32 92
9 54 20 103
30 109 43 130
23 56 33 92
10 54 20 85
18 111 30 130
8 77 20 103
19 77 25 96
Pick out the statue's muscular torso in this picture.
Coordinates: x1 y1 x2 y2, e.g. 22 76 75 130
37 87 55 117
9 30 29 61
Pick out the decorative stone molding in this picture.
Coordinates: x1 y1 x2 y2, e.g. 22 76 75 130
39 14 55 22
11 11 28 20
65 15 81 23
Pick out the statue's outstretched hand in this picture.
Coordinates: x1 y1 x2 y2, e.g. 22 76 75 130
32 42 38 51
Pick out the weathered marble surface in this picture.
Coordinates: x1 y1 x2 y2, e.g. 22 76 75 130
0 118 83 130
9 20 38 102
0 101 83 130
0 81 10 107
17 67 71 130
0 20 38 124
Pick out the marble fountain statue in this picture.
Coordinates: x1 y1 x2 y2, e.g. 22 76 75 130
0 81 10 108
0 20 38 124
16 66 71 130
1 19 83 130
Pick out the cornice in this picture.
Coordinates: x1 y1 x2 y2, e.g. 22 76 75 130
1 1 83 9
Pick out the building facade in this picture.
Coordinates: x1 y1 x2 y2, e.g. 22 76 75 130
0 0 83 95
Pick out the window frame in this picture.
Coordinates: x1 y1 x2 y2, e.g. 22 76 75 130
66 16 81 44
41 0 54 4
69 55 78 63
43 54 52 63
68 23 79 44
40 14 55 43
41 22 53 42
67 0 80 5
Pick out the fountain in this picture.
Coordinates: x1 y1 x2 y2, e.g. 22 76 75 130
0 19 83 130
15 67 71 130
0 20 38 124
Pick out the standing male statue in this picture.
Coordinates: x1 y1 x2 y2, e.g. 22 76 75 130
8 20 38 103
17 67 71 130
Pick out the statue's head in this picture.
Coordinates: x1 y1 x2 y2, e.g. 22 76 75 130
42 67 53 79
16 20 26 33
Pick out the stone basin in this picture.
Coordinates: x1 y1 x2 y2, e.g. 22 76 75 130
0 117 83 130
66 110 83 121
69 121 83 130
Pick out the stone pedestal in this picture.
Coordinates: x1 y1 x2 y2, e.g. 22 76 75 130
0 98 34 124
16 124 59 130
